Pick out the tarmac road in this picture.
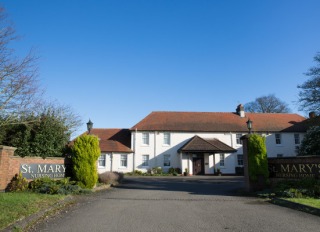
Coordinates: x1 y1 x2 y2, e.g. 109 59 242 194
30 176 320 232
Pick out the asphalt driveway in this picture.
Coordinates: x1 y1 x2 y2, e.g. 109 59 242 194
30 176 320 232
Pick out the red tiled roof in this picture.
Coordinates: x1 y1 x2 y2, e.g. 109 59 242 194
131 111 307 133
178 136 236 153
88 128 132 153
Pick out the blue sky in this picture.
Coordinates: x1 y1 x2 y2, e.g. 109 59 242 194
2 0 320 137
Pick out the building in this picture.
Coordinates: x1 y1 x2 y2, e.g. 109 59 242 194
91 105 313 175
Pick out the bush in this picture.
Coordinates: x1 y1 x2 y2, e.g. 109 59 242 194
71 134 101 189
299 126 320 156
98 172 124 185
29 177 90 195
6 173 29 192
248 134 269 182
273 178 320 198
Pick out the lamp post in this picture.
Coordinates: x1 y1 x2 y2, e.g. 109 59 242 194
246 118 253 134
87 119 93 134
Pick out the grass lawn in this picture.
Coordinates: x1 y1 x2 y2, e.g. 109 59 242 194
0 192 65 230
285 198 320 209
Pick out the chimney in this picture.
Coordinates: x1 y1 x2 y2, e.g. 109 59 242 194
236 104 245 118
309 112 316 118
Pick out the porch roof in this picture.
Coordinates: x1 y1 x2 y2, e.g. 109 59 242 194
178 136 237 153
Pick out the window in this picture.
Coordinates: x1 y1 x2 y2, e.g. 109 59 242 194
142 155 149 166
120 155 127 168
294 134 300 144
220 154 225 167
277 154 283 158
142 133 149 145
163 132 170 145
237 154 243 166
275 133 281 145
236 134 242 145
98 154 106 167
163 154 170 166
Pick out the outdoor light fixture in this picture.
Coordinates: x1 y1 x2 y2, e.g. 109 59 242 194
87 119 93 134
246 118 253 134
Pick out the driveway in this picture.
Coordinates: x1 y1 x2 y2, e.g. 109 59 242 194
30 176 320 232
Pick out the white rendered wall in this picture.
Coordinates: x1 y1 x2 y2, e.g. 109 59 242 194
97 152 133 174
133 131 305 174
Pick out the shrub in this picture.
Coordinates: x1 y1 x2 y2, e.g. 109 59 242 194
71 134 101 189
29 177 90 195
273 178 320 198
247 134 269 182
299 126 320 156
6 173 29 192
98 172 124 185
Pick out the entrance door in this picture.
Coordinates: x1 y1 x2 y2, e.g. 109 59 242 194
193 157 204 175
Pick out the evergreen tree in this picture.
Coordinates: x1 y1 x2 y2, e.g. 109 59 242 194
71 134 100 189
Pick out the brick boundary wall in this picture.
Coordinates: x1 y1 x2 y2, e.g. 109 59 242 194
0 145 69 191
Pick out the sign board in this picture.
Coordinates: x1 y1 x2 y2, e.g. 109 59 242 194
268 157 320 179
20 164 66 179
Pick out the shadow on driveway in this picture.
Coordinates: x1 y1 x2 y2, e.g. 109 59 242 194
115 176 245 197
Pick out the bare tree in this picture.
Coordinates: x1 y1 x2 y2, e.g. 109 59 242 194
244 94 291 113
0 7 42 126
298 52 320 114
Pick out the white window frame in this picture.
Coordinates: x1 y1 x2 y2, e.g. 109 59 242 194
120 154 127 168
163 132 171 145
220 154 225 167
142 155 149 167
294 134 300 145
275 133 281 145
237 154 243 166
236 134 242 145
163 154 171 167
142 133 149 145
98 154 106 168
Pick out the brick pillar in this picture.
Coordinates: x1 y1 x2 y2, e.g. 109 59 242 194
0 146 17 191
241 135 251 192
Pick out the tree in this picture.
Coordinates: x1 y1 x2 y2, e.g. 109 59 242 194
0 103 81 157
298 126 320 156
0 7 42 127
298 52 320 114
71 134 101 189
244 94 291 113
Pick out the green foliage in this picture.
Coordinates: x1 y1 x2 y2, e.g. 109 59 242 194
247 134 269 182
168 167 182 175
71 134 101 189
298 52 320 114
29 177 90 195
6 173 29 192
0 109 71 157
299 126 320 156
273 178 320 198
150 167 163 174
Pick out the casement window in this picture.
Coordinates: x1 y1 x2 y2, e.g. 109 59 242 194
98 154 106 167
294 134 300 144
120 155 127 168
163 132 171 145
163 154 170 167
237 154 243 166
277 154 283 158
142 155 149 167
142 133 149 145
275 133 281 145
236 134 242 145
220 154 225 167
